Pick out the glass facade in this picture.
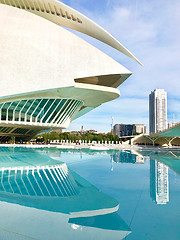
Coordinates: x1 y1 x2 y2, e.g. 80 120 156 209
0 98 83 128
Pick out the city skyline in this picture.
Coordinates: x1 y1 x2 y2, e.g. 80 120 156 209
64 0 180 133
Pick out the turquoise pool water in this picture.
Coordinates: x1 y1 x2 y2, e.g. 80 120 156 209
0 147 179 240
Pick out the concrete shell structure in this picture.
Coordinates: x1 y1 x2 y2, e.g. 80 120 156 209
0 0 141 142
132 123 180 147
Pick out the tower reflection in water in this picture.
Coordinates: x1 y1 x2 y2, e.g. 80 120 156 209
0 147 131 240
112 149 180 205
136 150 180 205
150 160 169 205
108 149 174 205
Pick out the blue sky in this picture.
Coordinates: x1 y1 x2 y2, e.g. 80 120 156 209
61 0 180 133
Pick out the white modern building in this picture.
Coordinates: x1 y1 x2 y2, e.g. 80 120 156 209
149 89 167 134
0 0 141 142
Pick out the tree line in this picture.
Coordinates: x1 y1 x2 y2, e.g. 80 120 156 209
35 131 120 143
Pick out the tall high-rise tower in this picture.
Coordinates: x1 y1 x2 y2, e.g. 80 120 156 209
149 89 167 134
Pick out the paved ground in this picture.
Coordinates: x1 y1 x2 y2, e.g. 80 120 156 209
0 143 179 151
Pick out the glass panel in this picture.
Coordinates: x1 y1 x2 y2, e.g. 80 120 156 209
27 114 30 122
57 100 75 124
39 109 44 120
56 100 72 124
15 111 19 121
41 99 54 120
21 100 34 113
52 99 67 123
1 109 6 120
47 100 63 123
21 113 25 122
27 99 40 116
16 100 27 112
42 99 59 123
67 101 79 119
33 99 48 118
9 102 18 110
8 110 13 121
32 116 36 122
2 102 11 110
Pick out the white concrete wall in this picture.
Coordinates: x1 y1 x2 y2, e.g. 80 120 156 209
0 4 131 100
0 0 142 65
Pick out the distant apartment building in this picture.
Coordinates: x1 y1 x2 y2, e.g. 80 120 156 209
149 89 167 134
135 124 147 135
150 160 169 205
113 124 133 137
113 124 146 137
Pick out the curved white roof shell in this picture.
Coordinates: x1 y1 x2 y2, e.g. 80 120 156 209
0 5 130 100
0 0 142 65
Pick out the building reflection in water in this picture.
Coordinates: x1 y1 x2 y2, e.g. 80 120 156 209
150 160 169 205
110 149 170 205
111 150 145 164
136 149 180 205
31 147 177 207
0 147 131 240
39 148 178 206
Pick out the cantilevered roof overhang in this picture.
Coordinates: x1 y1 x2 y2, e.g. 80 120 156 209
132 124 180 146
0 83 120 110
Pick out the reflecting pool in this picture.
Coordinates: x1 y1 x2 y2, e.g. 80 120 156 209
0 147 179 240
